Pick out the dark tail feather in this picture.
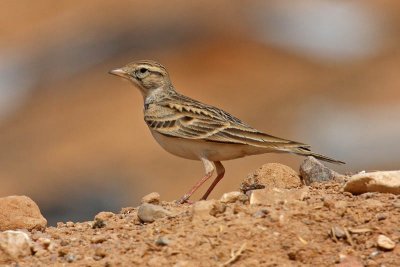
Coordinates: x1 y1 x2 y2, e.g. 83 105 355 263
291 146 345 165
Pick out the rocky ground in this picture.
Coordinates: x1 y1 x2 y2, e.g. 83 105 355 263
1 159 399 267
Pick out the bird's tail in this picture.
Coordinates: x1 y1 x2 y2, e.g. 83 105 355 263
286 145 345 164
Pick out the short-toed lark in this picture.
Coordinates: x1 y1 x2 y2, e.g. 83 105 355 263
110 60 344 204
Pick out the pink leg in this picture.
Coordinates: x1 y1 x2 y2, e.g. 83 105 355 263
200 161 225 200
176 158 215 204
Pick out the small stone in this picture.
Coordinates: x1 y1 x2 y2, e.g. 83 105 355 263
141 192 161 204
191 200 226 221
155 236 170 246
65 253 76 263
249 187 309 205
137 203 170 223
376 213 387 221
0 195 47 231
0 230 32 263
299 157 339 185
220 191 248 203
331 226 346 239
253 208 270 218
344 171 400 195
377 235 396 250
65 221 74 227
369 250 380 258
241 163 301 193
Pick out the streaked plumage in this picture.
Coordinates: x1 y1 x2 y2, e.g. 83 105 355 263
109 60 344 203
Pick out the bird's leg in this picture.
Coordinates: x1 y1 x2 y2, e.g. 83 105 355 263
176 158 215 204
200 161 225 200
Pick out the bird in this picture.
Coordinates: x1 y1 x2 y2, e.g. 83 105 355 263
109 60 344 204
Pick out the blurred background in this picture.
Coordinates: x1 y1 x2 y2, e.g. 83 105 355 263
1 0 399 224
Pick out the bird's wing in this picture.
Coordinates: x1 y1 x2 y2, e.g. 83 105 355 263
145 95 309 148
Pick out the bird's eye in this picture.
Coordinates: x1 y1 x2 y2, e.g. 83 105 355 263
136 68 149 78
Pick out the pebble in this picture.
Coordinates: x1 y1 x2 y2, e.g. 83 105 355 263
331 226 346 239
141 192 161 204
0 230 32 263
65 253 76 263
299 156 339 185
377 235 396 250
155 236 171 246
375 213 387 221
220 191 248 203
0 195 47 231
137 203 170 223
191 200 226 221
344 171 400 195
253 208 271 218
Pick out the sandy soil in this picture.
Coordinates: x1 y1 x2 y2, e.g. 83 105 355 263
14 180 400 267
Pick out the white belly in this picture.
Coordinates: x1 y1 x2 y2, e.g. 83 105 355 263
150 130 269 161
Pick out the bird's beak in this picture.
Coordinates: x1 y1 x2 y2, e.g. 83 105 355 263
109 68 130 79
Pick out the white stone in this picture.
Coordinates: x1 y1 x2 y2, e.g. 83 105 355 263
0 230 32 262
137 203 170 223
377 234 396 250
344 171 400 195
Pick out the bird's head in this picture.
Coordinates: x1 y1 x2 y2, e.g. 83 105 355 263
109 60 173 97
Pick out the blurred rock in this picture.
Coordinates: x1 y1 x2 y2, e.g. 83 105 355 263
250 187 309 205
220 191 248 204
137 203 170 223
241 163 301 193
191 200 226 221
377 235 396 251
141 192 161 205
344 171 400 195
0 196 47 231
0 230 32 264
300 157 339 185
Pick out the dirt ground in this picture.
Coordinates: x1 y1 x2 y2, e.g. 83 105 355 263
11 178 399 267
